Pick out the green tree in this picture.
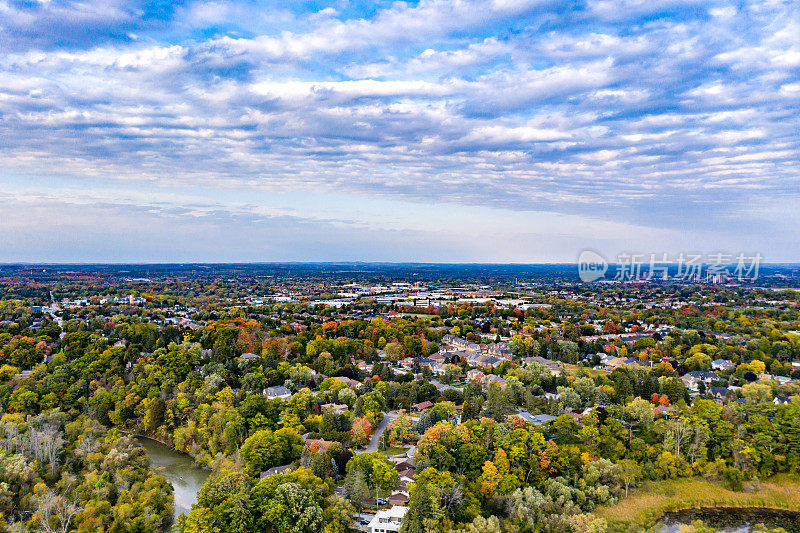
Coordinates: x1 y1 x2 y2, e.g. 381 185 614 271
240 428 303 476
626 397 654 437
262 482 323 533
618 459 642 498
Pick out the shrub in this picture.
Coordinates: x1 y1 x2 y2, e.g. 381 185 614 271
724 466 744 491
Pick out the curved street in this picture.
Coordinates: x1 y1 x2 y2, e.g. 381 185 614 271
357 410 397 454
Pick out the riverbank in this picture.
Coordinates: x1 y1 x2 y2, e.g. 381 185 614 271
131 432 211 469
124 430 212 471
138 436 211 521
595 475 800 530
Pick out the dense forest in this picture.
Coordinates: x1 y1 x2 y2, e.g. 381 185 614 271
0 268 798 532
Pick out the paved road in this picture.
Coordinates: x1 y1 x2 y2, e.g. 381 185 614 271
358 410 397 453
430 380 464 392
353 512 376 531
48 291 65 333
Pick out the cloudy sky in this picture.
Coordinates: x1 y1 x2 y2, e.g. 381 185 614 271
1 0 798 262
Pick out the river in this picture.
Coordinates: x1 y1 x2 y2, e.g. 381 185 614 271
659 507 800 532
138 437 210 521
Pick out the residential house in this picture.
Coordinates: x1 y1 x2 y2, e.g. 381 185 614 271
774 395 792 405
259 465 293 479
462 351 482 366
387 493 409 506
366 506 408 533
680 371 719 392
15 370 34 381
772 375 792 386
449 350 474 363
625 358 653 368
441 334 458 346
708 387 730 402
441 335 480 352
711 358 736 371
654 404 676 418
427 361 448 376
523 356 563 375
604 357 627 371
514 412 557 426
620 332 659 344
321 403 349 415
391 470 415 499
332 376 361 388
466 369 485 383
484 342 513 360
304 439 336 455
396 468 415 481
412 357 435 372
264 385 292 400
412 401 434 412
399 358 415 371
475 355 503 368
429 353 446 363
394 461 415 472
484 374 506 388
355 360 374 373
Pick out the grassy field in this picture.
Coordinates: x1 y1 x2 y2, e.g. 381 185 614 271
563 364 608 377
595 475 800 530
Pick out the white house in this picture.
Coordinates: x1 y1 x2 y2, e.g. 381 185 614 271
772 375 792 386
681 371 719 392
711 358 735 371
484 374 506 388
466 369 485 382
515 411 557 425
367 505 408 533
264 385 292 400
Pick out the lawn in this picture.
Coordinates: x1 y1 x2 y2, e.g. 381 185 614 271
562 364 608 377
595 475 800 530
381 446 410 457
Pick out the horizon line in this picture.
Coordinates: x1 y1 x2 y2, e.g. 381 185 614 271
1 261 800 267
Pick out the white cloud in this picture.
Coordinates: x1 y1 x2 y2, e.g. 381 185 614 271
1 0 799 259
